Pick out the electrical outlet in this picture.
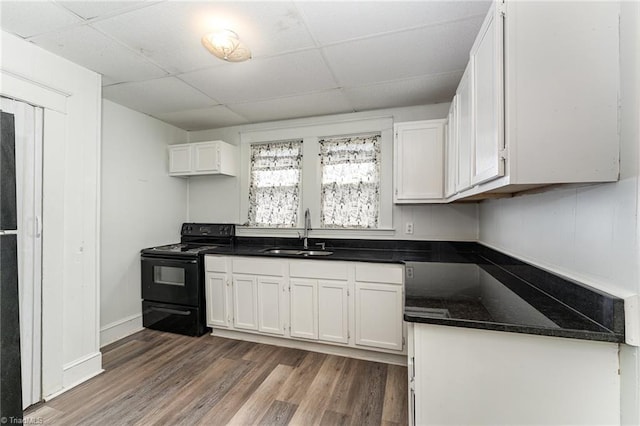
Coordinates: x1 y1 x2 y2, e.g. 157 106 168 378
405 222 414 234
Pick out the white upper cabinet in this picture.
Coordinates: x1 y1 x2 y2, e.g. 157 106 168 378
455 63 474 194
394 119 446 203
471 2 504 186
447 0 619 200
168 140 238 177
445 97 458 198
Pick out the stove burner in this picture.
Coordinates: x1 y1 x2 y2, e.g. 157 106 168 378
149 243 219 254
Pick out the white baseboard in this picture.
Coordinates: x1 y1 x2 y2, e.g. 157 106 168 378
210 328 407 366
43 352 104 401
100 313 143 347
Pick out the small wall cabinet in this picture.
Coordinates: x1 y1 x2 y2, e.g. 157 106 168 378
394 119 446 203
168 140 238 177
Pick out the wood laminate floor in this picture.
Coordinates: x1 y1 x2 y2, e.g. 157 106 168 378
25 329 408 425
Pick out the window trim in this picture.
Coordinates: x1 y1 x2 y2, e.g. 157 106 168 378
239 116 393 234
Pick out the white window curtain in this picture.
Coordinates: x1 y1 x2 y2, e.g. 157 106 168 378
319 134 381 228
248 140 303 227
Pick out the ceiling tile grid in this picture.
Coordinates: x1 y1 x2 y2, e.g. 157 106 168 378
102 76 220 115
0 0 491 130
179 49 339 104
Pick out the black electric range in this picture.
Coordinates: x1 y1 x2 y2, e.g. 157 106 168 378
140 223 235 336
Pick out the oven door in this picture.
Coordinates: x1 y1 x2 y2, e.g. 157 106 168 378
141 256 200 306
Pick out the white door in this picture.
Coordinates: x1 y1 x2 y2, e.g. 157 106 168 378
232 275 258 330
257 277 285 335
194 142 219 173
456 62 474 193
1 97 43 409
394 121 445 202
318 280 349 344
354 282 403 351
290 279 317 340
472 2 505 185
445 97 458 198
168 145 192 174
205 272 229 328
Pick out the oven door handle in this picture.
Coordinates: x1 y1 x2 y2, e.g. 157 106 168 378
149 306 191 316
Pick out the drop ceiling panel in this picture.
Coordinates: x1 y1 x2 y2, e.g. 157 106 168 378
92 1 316 75
0 1 82 38
323 17 483 87
57 1 152 20
298 1 491 45
103 77 218 115
344 72 463 111
180 50 337 104
229 90 353 124
0 1 490 131
154 106 249 131
29 25 168 84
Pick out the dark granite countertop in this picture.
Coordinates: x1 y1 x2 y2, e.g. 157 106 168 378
201 237 625 344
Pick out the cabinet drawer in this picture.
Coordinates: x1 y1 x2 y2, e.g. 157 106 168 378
232 257 285 276
355 263 403 285
289 260 348 280
205 255 227 272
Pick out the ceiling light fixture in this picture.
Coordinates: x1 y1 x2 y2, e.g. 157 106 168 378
201 30 251 62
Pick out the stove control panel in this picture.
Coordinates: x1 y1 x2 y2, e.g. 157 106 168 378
181 223 235 237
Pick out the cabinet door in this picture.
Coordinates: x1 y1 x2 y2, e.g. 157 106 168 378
194 142 219 173
445 97 458 198
290 279 318 340
168 145 192 175
318 280 349 344
471 2 504 185
205 272 230 328
355 282 403 351
257 277 286 336
232 274 258 331
394 120 445 202
456 62 473 193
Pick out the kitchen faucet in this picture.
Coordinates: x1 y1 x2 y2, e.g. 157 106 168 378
300 208 311 249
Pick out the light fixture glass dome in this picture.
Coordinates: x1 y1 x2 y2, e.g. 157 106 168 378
201 30 251 62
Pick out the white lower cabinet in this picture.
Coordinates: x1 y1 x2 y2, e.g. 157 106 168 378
205 272 230 328
205 256 231 328
204 255 405 355
257 277 286 336
354 263 404 351
318 280 349 344
410 323 620 426
232 274 258 331
354 282 403 351
289 279 318 340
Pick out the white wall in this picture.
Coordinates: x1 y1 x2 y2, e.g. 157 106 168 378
187 104 479 241
100 100 188 346
1 30 102 398
479 3 640 423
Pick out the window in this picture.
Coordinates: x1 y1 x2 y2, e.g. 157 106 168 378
247 140 303 227
319 134 381 228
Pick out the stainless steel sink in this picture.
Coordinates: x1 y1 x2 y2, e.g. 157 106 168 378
263 248 333 256
298 250 333 256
